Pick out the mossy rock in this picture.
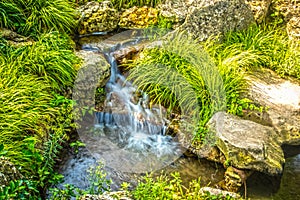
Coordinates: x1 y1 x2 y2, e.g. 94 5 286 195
119 6 158 29
207 112 284 175
78 1 119 35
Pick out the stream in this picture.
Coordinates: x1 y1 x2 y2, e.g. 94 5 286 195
54 31 300 200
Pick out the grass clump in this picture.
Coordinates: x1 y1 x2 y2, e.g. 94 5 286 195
128 31 256 141
1 32 80 93
0 1 25 30
0 0 76 35
0 31 78 197
220 25 300 80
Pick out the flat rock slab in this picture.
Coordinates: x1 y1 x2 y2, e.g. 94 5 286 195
208 112 284 175
246 69 300 145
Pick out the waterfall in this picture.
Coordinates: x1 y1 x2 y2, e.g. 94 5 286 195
94 53 180 158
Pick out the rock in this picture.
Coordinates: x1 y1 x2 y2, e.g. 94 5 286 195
199 186 241 199
79 191 132 200
220 166 252 193
179 0 255 41
271 0 300 22
76 50 110 88
157 0 255 41
73 50 110 112
0 156 23 187
119 6 158 29
78 1 119 35
0 28 34 47
271 0 300 40
245 0 271 24
156 0 191 26
208 111 285 175
246 69 300 145
287 16 300 41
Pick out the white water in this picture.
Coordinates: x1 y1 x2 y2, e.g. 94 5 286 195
94 52 180 158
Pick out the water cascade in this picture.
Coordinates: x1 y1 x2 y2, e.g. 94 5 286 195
78 32 183 173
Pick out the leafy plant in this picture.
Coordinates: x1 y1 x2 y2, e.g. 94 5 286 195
70 140 86 154
0 179 39 200
86 162 112 194
133 172 238 200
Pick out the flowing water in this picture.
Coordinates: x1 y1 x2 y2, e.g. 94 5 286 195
54 30 225 193
55 31 300 199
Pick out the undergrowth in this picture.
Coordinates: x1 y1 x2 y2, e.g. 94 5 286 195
0 31 78 198
133 172 238 200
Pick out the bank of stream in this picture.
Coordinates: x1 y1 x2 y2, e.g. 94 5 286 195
54 31 300 200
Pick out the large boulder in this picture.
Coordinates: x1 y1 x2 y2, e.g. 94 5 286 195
78 1 119 35
246 69 300 145
207 111 285 175
157 0 255 41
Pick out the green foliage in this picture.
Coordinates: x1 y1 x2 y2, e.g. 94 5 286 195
220 25 300 80
0 1 25 30
111 0 162 10
0 31 77 197
156 15 175 29
0 179 39 200
68 0 105 6
19 0 76 35
1 32 79 93
86 162 112 194
1 0 76 35
70 140 86 154
133 172 237 200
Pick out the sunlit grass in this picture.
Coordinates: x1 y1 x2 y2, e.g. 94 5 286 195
1 32 79 93
1 0 76 35
220 25 300 79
